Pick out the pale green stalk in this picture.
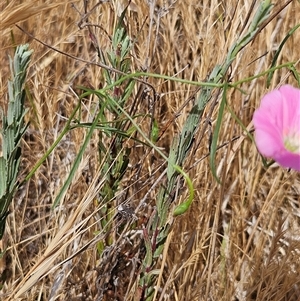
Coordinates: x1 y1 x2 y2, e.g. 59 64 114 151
0 44 33 240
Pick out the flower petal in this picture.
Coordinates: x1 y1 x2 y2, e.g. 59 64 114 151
279 85 300 134
275 152 300 171
253 85 300 171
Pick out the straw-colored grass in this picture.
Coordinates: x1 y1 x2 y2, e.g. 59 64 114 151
1 0 300 300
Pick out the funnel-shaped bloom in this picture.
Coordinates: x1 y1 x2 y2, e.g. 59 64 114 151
253 85 300 171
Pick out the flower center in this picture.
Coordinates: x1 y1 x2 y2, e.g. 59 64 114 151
284 131 300 153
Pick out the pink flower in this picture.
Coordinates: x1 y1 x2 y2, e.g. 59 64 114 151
253 84 300 171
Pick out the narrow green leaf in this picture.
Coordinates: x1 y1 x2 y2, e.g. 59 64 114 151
249 0 273 33
288 64 300 86
167 136 178 181
267 23 300 87
24 101 81 183
0 211 9 239
143 228 153 269
172 165 195 216
209 84 227 184
150 119 159 143
121 79 135 104
0 158 7 199
52 102 104 208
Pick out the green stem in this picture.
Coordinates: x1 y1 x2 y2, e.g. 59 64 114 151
23 101 81 183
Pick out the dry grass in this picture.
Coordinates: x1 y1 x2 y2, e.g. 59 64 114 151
1 0 300 300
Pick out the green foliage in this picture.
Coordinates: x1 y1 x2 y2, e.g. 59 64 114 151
136 1 278 298
150 119 159 143
0 44 33 239
209 84 227 184
267 23 300 87
52 8 136 210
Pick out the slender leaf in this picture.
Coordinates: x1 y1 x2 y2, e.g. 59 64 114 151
209 84 227 184
267 23 300 87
